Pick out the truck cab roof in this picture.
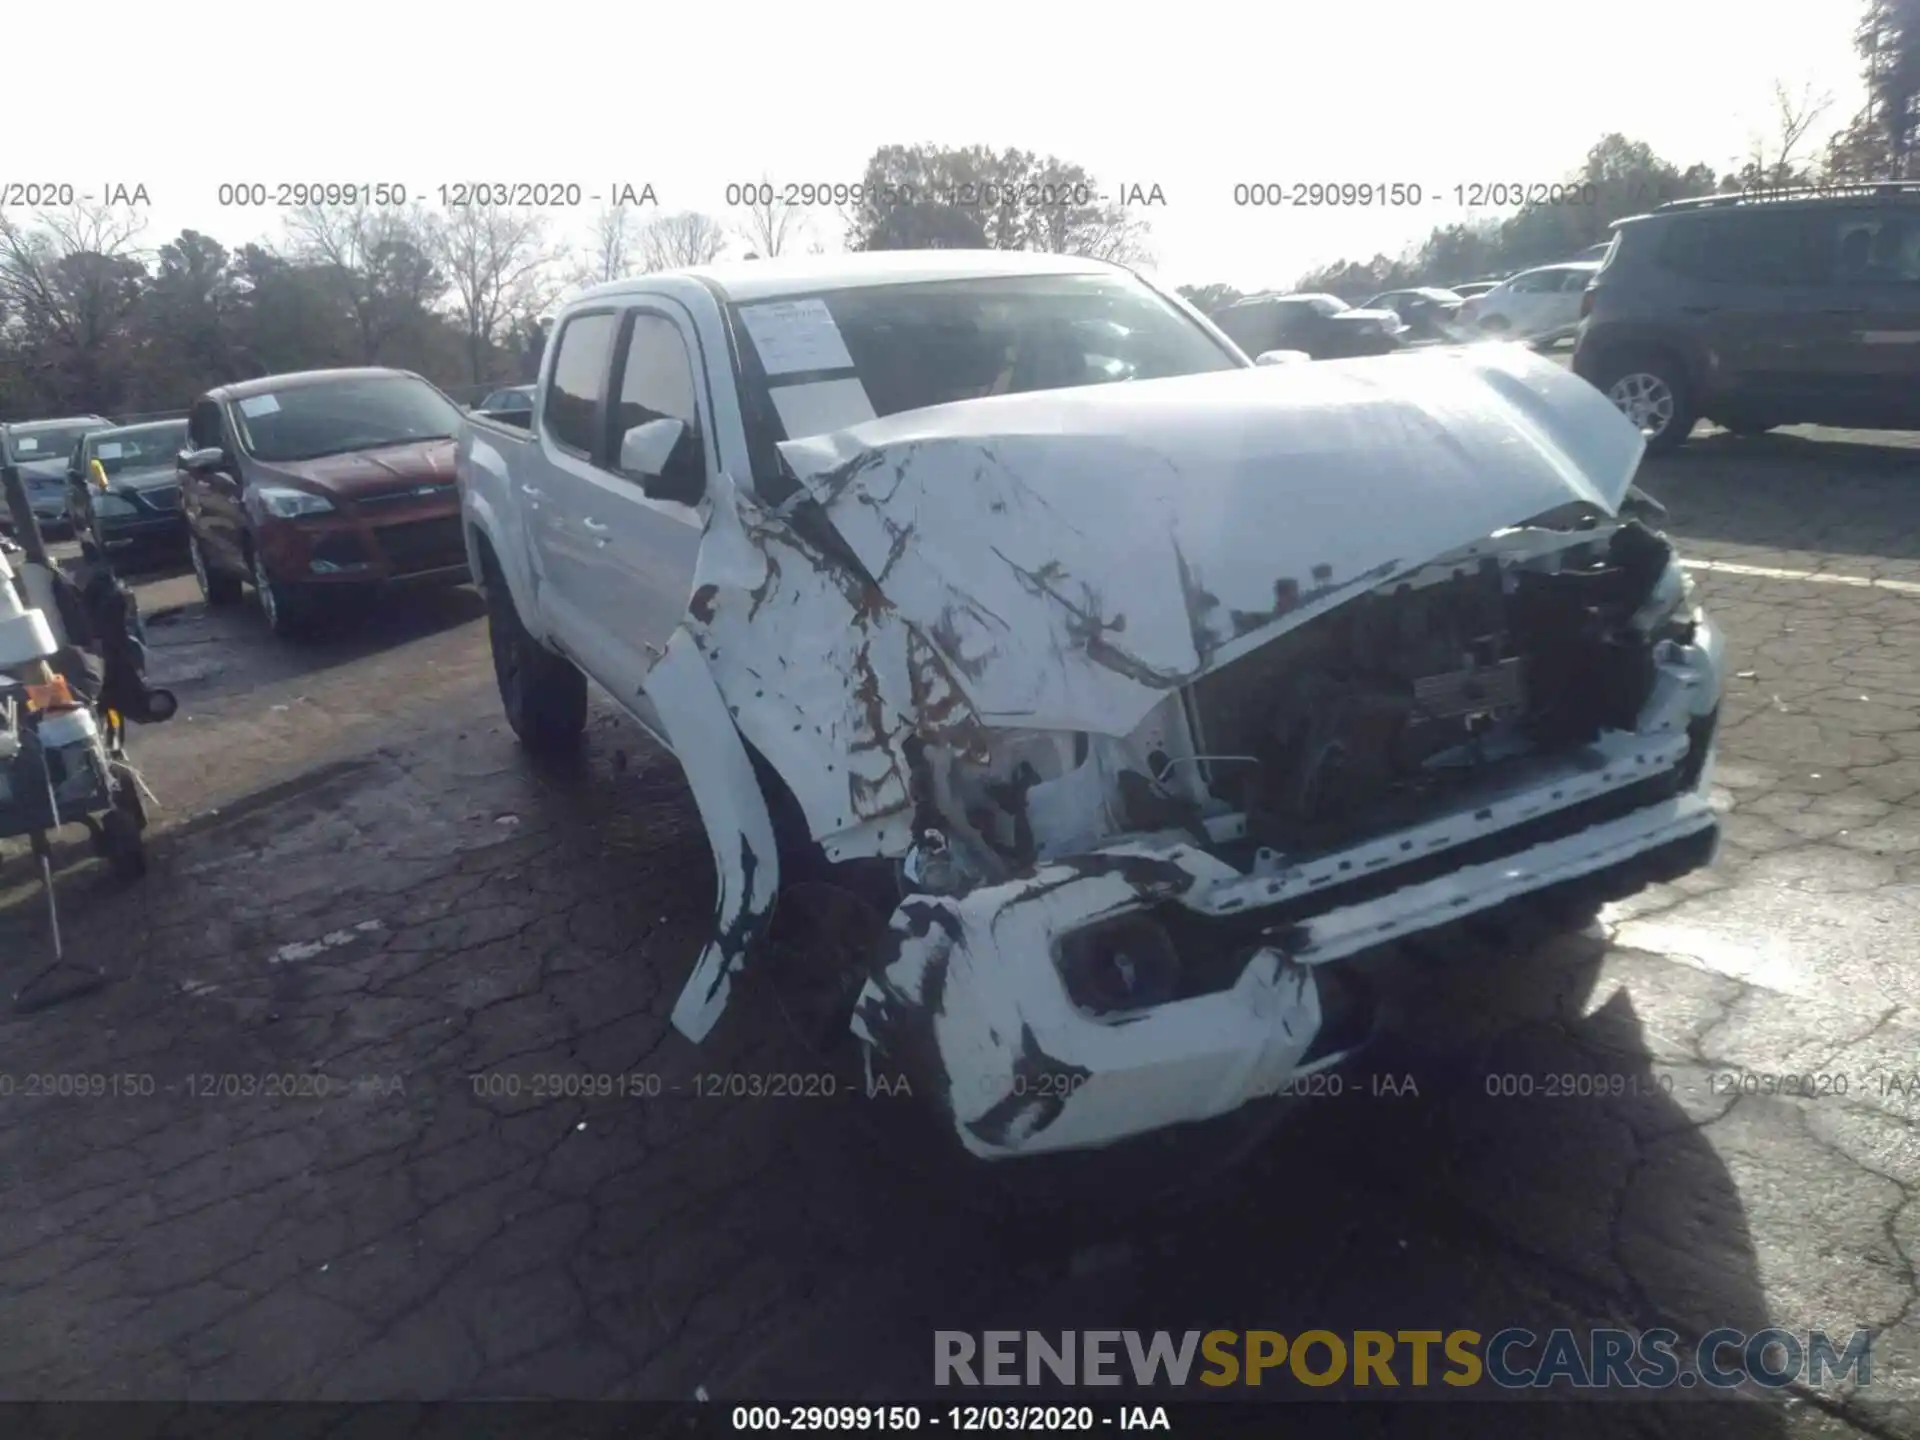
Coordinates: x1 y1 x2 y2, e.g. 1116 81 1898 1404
570 249 1129 307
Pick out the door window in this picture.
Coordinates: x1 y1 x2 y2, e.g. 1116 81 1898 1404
612 314 705 480
1657 209 1827 285
1832 212 1920 283
543 311 619 457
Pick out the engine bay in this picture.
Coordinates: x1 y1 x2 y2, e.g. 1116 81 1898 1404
1188 519 1687 855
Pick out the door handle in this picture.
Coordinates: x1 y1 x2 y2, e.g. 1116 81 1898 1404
520 483 546 501
582 517 610 535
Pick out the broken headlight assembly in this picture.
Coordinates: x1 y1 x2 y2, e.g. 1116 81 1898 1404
1630 555 1697 639
1056 912 1183 1017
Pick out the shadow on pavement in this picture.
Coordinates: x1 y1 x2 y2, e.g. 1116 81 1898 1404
726 913 1792 1437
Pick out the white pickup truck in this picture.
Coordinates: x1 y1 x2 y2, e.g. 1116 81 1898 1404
456 250 1725 1163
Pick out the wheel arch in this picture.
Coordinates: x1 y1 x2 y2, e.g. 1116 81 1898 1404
1580 325 1708 396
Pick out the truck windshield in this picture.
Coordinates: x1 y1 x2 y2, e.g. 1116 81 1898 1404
729 272 1242 447
231 375 465 463
91 423 188 475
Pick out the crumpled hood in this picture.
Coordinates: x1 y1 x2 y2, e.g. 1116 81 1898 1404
775 344 1646 736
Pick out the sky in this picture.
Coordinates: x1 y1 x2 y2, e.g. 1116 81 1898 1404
7 0 1867 293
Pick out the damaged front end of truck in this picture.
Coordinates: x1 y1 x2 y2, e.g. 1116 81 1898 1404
665 345 1724 1161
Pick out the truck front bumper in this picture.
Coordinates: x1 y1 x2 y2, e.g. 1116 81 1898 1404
852 619 1725 1162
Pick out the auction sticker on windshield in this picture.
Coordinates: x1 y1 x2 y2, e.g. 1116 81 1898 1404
770 377 877 439
95 442 123 460
739 298 856 375
239 394 281 417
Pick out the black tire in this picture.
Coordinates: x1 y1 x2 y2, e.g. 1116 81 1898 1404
109 761 148 831
99 808 147 880
486 573 587 755
189 531 243 606
1596 350 1696 452
249 544 309 638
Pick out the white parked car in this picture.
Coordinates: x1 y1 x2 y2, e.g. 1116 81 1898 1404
1458 262 1601 344
458 250 1723 1165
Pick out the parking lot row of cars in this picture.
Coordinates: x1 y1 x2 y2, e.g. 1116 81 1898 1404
0 379 508 636
1206 241 1615 361
1211 182 1920 450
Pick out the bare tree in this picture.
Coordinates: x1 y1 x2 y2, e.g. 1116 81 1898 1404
434 204 558 383
282 203 444 362
0 204 149 406
0 204 147 342
730 177 810 258
638 211 728 271
1733 79 1837 188
567 204 640 289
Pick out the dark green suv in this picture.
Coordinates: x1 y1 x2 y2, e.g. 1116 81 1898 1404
1572 183 1920 450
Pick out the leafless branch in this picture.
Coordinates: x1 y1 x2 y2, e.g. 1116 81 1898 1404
730 177 810 259
638 211 728 271
434 205 558 382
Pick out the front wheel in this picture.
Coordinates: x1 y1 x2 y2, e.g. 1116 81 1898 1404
251 545 309 638
1599 353 1696 452
487 575 587 755
190 531 243 606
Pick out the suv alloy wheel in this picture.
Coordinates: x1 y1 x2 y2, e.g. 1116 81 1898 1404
1600 354 1696 452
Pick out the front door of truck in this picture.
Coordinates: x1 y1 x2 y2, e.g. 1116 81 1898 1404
573 303 708 704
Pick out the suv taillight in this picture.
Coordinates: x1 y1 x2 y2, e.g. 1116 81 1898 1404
1578 286 1595 320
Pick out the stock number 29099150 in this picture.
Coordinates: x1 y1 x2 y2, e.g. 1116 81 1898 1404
731 1406 923 1430
217 182 408 207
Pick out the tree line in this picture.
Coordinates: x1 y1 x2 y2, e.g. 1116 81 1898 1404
0 143 1147 421
1177 0 1920 312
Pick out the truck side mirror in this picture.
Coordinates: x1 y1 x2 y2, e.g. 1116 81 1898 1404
620 418 704 504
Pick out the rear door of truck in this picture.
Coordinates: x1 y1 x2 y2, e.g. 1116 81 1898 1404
523 306 627 692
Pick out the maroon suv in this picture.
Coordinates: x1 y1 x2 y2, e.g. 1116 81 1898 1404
179 369 468 636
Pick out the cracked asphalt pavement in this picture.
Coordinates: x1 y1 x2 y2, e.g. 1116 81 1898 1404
2 425 1919 1435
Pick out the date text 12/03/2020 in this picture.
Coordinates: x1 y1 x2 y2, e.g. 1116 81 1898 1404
728 1406 1172 1432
